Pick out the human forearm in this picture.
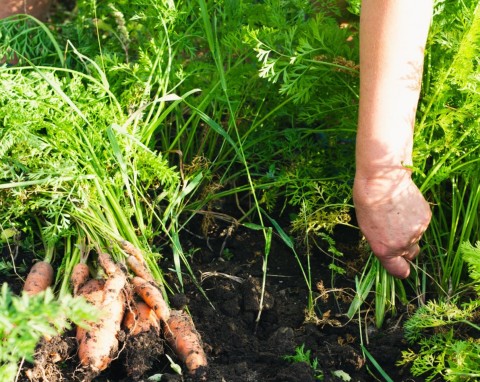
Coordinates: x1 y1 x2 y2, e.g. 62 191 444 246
353 0 433 278
356 0 433 181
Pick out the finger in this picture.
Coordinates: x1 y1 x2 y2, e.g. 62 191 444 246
378 255 411 279
403 243 420 261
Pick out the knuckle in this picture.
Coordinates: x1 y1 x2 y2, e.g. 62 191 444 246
370 243 393 259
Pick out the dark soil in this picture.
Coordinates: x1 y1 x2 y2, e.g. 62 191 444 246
6 213 426 382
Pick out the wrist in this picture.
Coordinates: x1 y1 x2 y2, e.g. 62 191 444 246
353 166 413 205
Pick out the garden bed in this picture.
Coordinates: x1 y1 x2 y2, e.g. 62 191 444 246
3 0 480 380
5 217 422 382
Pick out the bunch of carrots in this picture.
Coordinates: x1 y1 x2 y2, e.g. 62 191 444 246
22 240 208 378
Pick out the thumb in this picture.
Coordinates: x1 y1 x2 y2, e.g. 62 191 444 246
378 255 411 279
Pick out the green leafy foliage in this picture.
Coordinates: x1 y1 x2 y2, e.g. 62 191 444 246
248 10 358 107
0 65 180 245
398 241 480 381
345 0 361 16
0 14 64 66
284 344 324 380
461 241 480 293
0 284 97 381
399 299 480 382
414 0 480 296
347 255 407 328
241 2 358 249
60 0 358 237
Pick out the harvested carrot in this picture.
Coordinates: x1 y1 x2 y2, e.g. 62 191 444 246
103 268 127 306
119 240 144 263
126 255 154 283
98 252 117 276
131 276 170 322
75 279 105 343
97 252 127 306
77 278 126 373
164 309 208 375
23 261 54 295
71 263 90 296
123 301 160 335
77 278 105 299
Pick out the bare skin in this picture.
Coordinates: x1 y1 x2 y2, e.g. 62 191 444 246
0 0 51 20
354 0 434 278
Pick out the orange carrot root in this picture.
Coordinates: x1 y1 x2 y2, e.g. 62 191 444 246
97 252 127 306
131 276 170 322
77 278 126 372
98 252 117 276
103 268 127 306
119 240 144 263
126 255 154 283
75 279 105 343
77 278 105 298
164 309 208 375
71 263 90 296
23 261 54 295
123 301 160 335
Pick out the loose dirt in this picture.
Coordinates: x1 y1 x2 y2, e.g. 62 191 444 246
6 218 424 382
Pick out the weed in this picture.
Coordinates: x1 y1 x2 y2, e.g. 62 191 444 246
283 344 324 380
221 248 234 261
347 255 407 328
361 345 393 382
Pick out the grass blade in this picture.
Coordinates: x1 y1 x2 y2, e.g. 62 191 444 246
361 345 394 382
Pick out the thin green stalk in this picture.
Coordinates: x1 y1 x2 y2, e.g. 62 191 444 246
419 124 478 194
57 234 86 299
361 345 394 382
197 0 266 230
347 255 375 321
263 211 314 313
254 226 272 334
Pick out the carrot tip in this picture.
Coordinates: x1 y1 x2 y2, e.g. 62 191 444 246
164 310 208 375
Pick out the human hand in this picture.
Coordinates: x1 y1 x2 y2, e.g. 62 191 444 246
353 171 431 279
